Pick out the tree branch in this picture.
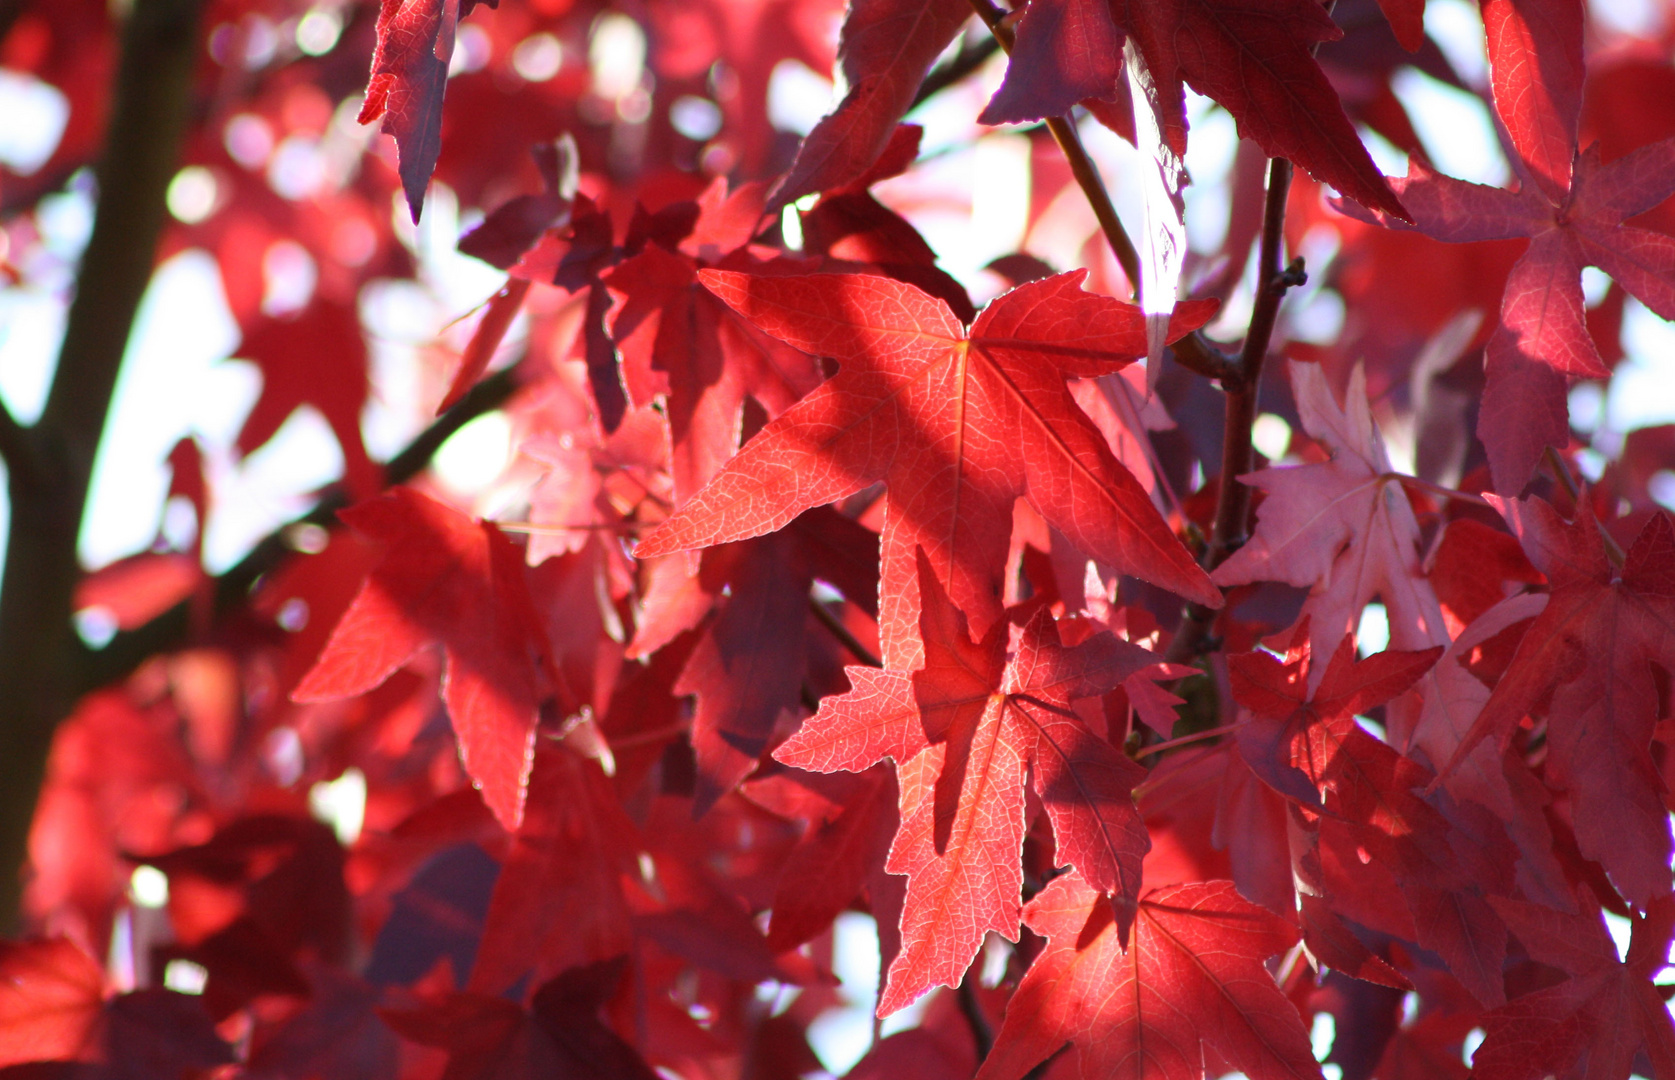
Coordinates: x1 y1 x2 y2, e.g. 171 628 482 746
0 0 208 934
965 0 1143 297
0 402 34 482
0 0 27 52
807 593 881 669
1169 333 1238 382
1167 158 1304 663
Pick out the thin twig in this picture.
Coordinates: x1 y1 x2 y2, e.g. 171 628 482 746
1132 720 1243 759
958 977 995 1062
965 0 1143 296
808 594 882 669
1169 333 1238 382
1390 473 1491 507
911 35 1002 110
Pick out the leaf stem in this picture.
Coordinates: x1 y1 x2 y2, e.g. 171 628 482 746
964 0 1143 297
1131 720 1244 759
1389 473 1491 507
808 594 882 668
1543 445 1626 567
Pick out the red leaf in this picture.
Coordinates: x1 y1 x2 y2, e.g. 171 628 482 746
976 875 1323 1080
0 940 103 1067
772 0 972 204
1343 135 1675 490
1449 501 1675 906
1214 362 1451 680
778 554 1158 1013
1115 0 1407 219
979 0 1125 125
467 747 639 996
457 139 575 271
383 958 658 1080
294 490 555 830
607 184 822 507
359 0 497 220
236 297 380 498
438 278 530 415
638 271 1219 669
1471 891 1675 1079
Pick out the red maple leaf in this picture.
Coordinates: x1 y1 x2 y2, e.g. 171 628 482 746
976 874 1323 1080
381 957 659 1080
978 0 1126 127
745 764 899 952
975 0 1406 217
1470 890 1675 1080
1213 361 1451 679
294 489 560 830
636 271 1220 669
772 0 971 204
0 939 234 1077
467 746 640 997
359 0 499 221
607 180 822 507
668 508 879 814
1340 0 1675 492
1448 499 1675 907
1229 633 1520 1006
777 554 1160 1013
235 297 380 498
0 938 104 1066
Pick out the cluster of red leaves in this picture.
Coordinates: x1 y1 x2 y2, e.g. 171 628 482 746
5 0 1675 1078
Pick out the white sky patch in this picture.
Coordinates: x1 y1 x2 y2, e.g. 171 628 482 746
0 286 65 424
309 767 367 846
1182 94 1238 254
295 8 343 56
1424 0 1490 87
1357 126 1411 184
1589 0 1664 38
1358 603 1391 656
129 865 170 909
0 71 69 175
1608 299 1675 432
968 134 1032 272
433 410 513 496
1463 1027 1486 1066
163 959 209 995
512 33 564 84
1392 68 1508 187
589 13 646 100
767 59 835 136
204 404 343 572
1252 413 1292 461
79 251 241 569
1604 908 1634 963
805 911 881 1074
